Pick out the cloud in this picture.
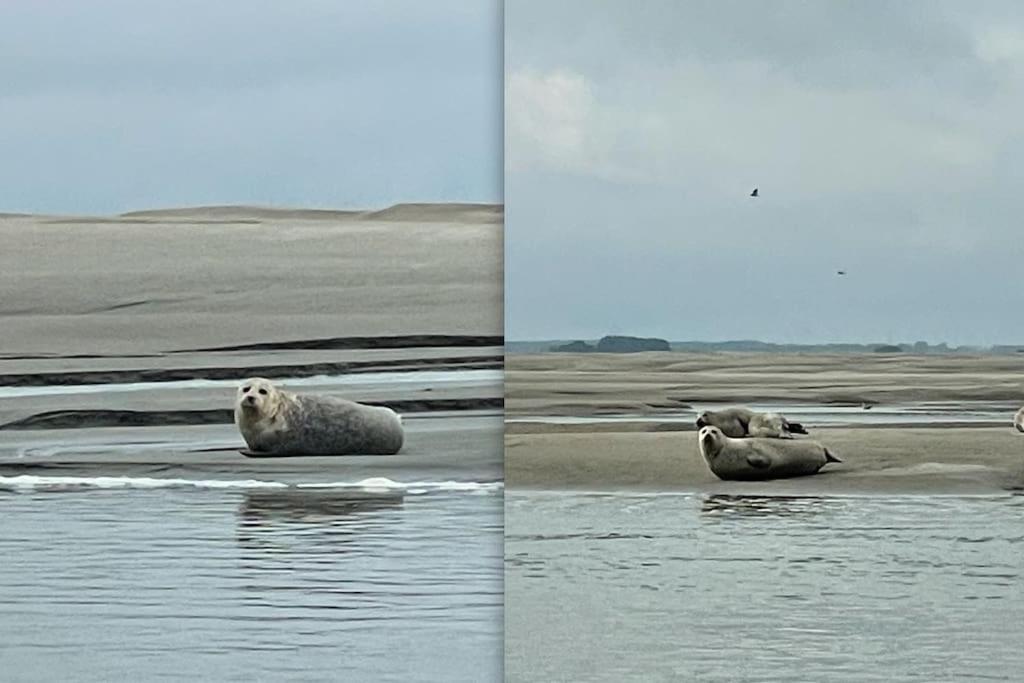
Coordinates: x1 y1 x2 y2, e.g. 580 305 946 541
0 1 501 213
505 1 1024 345
507 69 593 173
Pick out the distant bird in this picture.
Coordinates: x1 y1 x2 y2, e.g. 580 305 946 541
750 188 759 197
837 270 846 276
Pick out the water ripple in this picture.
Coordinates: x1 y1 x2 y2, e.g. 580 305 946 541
1 488 502 681
506 491 1024 682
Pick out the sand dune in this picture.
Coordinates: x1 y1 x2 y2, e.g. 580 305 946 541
118 205 366 221
27 202 502 226
0 208 502 355
362 203 503 223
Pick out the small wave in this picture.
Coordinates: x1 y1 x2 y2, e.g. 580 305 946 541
0 474 504 494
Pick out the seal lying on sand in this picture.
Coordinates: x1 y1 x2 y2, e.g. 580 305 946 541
1015 407 1024 434
696 425 840 481
696 407 808 438
234 377 404 456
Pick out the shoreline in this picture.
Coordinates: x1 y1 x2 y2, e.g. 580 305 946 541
506 424 1024 495
0 353 502 388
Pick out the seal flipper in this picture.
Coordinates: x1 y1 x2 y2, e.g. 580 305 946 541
786 421 809 435
824 449 841 464
745 453 772 469
239 448 280 458
737 415 751 437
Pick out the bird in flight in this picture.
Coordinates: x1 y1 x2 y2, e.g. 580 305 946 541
750 188 759 197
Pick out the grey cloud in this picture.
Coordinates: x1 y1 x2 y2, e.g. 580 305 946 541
0 1 501 213
506 1 1024 345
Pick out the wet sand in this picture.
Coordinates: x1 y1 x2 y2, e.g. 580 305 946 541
506 352 1024 493
0 205 503 478
0 413 504 485
0 204 502 356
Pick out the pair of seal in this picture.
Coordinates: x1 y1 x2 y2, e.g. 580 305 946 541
696 407 808 439
234 378 404 456
697 426 841 481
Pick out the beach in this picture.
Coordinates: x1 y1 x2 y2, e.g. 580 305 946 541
0 205 503 682
0 204 501 355
1 204 504 479
505 351 1024 493
505 351 1024 681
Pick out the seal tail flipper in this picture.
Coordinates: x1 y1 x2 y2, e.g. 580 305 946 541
786 421 809 435
1015 421 1024 433
824 449 842 464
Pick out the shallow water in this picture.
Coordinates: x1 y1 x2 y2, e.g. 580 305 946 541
508 400 1018 426
506 491 1024 682
0 485 503 682
0 368 503 399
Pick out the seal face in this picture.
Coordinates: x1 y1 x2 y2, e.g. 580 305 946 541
696 407 808 439
234 377 404 456
696 426 839 481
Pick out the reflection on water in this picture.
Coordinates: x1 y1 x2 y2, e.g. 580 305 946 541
0 488 502 682
699 493 829 518
506 491 1024 682
239 488 405 522
235 489 406 553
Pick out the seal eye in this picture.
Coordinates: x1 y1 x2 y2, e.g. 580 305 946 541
258 388 268 395
242 386 250 393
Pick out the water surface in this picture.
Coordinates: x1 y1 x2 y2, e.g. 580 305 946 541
506 491 1024 682
1 485 502 682
507 400 1017 426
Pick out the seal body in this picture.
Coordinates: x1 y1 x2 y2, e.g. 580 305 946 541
234 377 404 455
696 426 839 481
696 407 808 438
1014 407 1024 434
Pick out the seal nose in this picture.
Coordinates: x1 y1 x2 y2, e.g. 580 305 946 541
696 417 706 428
246 395 256 404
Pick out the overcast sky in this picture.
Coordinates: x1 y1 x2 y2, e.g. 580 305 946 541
506 0 1024 345
0 0 500 214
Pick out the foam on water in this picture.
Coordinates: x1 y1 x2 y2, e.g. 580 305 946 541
0 474 503 494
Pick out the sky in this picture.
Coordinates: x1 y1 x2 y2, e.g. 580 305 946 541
505 0 1024 346
0 0 501 214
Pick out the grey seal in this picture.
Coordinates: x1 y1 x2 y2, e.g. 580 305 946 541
696 406 808 438
697 425 840 481
234 377 404 456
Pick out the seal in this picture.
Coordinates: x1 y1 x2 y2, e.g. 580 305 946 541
1014 407 1024 433
234 377 404 456
696 407 808 438
696 425 840 481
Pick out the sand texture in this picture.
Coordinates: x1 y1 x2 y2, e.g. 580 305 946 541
506 352 1024 493
0 204 503 481
0 204 502 356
